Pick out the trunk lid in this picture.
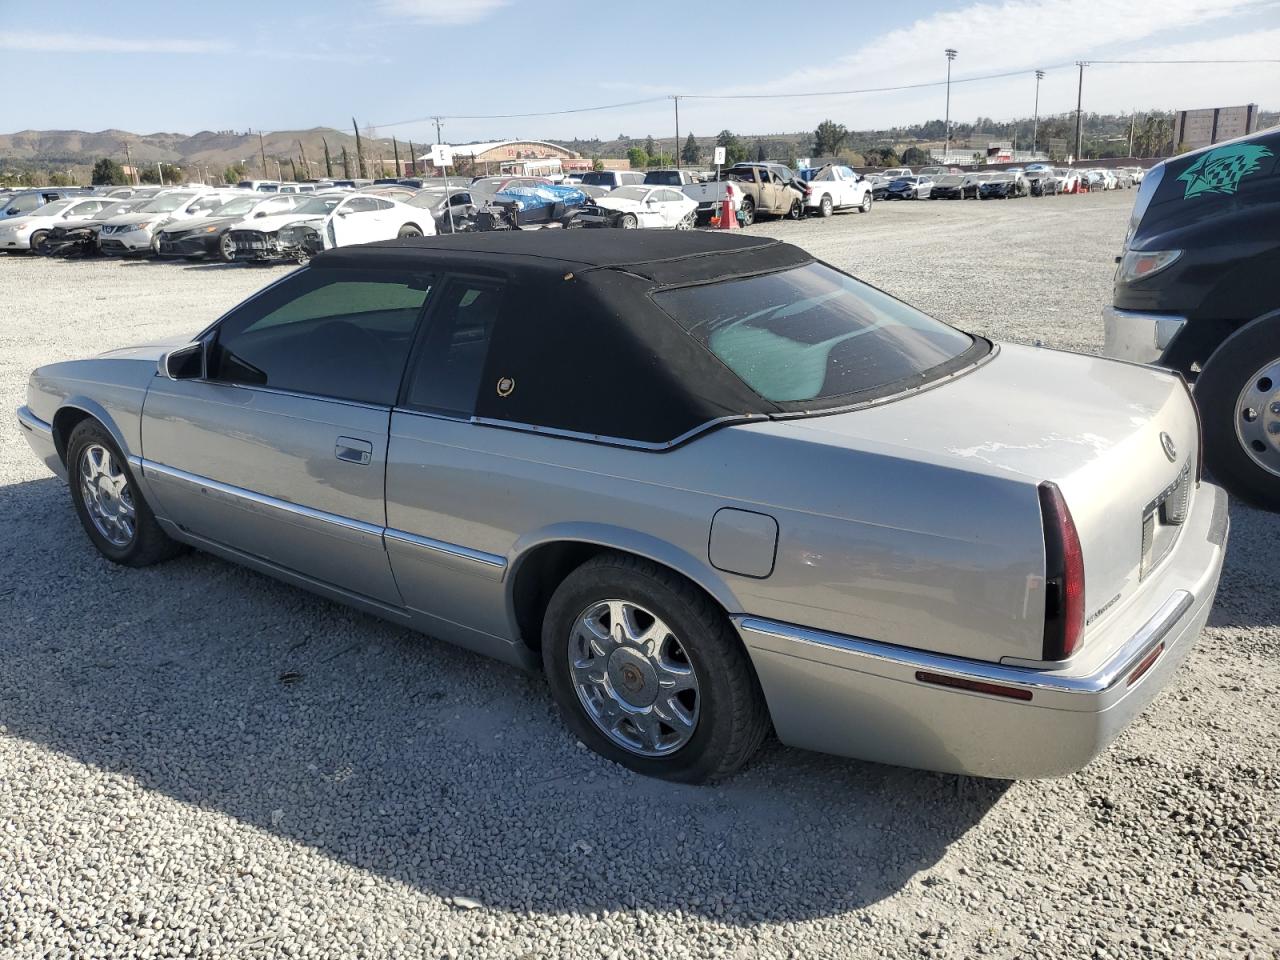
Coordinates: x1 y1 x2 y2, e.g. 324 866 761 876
771 342 1200 649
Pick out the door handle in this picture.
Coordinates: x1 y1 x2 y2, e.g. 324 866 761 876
335 437 373 465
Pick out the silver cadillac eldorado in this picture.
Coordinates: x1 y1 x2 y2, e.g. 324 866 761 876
17 232 1228 783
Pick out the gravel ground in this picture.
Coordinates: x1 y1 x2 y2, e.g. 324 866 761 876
1 190 1277 959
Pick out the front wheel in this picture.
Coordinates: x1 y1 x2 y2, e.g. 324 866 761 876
397 224 423 238
860 193 872 213
66 419 187 566
618 213 638 230
218 233 236 262
29 230 49 254
1195 313 1280 510
542 553 770 783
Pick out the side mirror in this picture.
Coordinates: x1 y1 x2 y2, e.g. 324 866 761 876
159 342 205 381
336 209 349 217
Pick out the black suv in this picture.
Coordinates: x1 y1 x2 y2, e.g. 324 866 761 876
1105 127 1280 510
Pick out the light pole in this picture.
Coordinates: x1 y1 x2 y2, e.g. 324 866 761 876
944 49 957 163
1074 61 1089 163
1032 69 1044 157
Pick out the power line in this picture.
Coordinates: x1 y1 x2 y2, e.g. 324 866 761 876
680 64 1075 101
372 95 670 129
1089 57 1280 64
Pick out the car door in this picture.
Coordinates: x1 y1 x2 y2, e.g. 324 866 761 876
141 267 435 607
636 190 665 228
383 275 514 655
328 195 384 247
655 189 685 226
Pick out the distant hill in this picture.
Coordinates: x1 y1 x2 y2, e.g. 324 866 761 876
0 127 434 181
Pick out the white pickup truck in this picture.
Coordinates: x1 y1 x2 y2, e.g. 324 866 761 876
799 164 873 217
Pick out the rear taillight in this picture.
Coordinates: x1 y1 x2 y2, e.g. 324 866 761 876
1039 481 1085 661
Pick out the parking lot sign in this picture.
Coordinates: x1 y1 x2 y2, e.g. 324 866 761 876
713 146 726 165
430 144 454 168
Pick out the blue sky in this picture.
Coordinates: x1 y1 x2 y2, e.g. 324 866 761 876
1 0 1276 143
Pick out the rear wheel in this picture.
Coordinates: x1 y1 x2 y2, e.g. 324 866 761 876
737 198 755 226
818 195 833 218
1196 313 1280 511
65 420 187 566
542 553 770 783
787 199 803 220
674 211 695 230
397 223 423 238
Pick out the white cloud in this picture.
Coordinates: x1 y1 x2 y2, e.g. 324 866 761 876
376 0 510 25
0 31 229 54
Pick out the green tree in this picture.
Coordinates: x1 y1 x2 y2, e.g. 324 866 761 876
91 157 127 185
900 146 929 166
681 132 700 165
812 119 848 158
862 146 899 167
48 171 76 186
591 156 605 172
626 146 648 169
755 141 767 161
223 162 248 184
643 135 656 159
715 129 748 164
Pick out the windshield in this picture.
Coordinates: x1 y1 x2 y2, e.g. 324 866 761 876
33 200 75 217
139 193 195 213
578 172 616 186
643 171 685 185
610 187 651 202
212 197 261 217
653 263 974 404
291 196 343 215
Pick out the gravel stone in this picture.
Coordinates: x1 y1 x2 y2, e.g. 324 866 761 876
0 191 1276 958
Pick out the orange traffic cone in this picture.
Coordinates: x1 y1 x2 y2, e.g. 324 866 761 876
716 192 739 230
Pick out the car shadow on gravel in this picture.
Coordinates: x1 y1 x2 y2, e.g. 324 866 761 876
2 474 1009 924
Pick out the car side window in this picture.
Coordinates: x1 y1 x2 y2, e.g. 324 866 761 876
342 197 380 214
403 278 505 416
371 198 394 211
209 269 433 406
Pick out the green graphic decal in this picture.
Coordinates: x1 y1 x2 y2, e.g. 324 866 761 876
1177 143 1273 199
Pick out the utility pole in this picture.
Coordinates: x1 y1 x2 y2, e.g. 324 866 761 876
432 117 444 145
259 132 269 179
1074 61 1088 163
944 49 957 163
156 161 164 186
1128 113 1135 158
672 95 680 170
1032 69 1044 156
123 140 137 185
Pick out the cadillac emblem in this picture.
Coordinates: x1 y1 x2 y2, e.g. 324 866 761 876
1160 431 1177 463
496 377 515 397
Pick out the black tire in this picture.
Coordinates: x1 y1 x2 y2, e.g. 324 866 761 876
818 195 833 218
860 193 872 213
65 419 187 566
737 198 755 226
541 552 770 783
397 223 423 238
619 213 638 230
218 234 236 263
29 230 49 254
1194 312 1280 511
787 199 803 220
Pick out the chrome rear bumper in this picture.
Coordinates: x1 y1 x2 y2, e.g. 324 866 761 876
737 482 1227 779
1102 306 1187 365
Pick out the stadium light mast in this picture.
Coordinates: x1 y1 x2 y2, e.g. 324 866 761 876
1032 69 1045 156
944 49 958 163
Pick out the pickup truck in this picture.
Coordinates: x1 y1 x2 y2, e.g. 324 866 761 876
686 162 806 225
801 164 873 217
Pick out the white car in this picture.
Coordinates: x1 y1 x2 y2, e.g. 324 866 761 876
575 185 699 230
226 191 436 262
881 167 913 179
0 196 117 252
803 164 873 216
97 190 237 256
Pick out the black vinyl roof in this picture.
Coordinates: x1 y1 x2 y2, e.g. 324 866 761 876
314 230 785 279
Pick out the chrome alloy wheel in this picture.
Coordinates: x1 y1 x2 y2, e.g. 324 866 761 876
1236 358 1280 477
79 443 136 547
568 599 700 757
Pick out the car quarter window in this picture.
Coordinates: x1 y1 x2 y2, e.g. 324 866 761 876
342 196 381 214
208 269 433 406
402 278 505 416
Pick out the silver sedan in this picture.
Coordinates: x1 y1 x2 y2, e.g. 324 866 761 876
17 231 1228 782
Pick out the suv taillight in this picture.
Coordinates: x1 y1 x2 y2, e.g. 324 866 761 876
1039 481 1085 661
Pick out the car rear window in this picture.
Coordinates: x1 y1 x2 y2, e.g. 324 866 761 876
653 262 974 403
